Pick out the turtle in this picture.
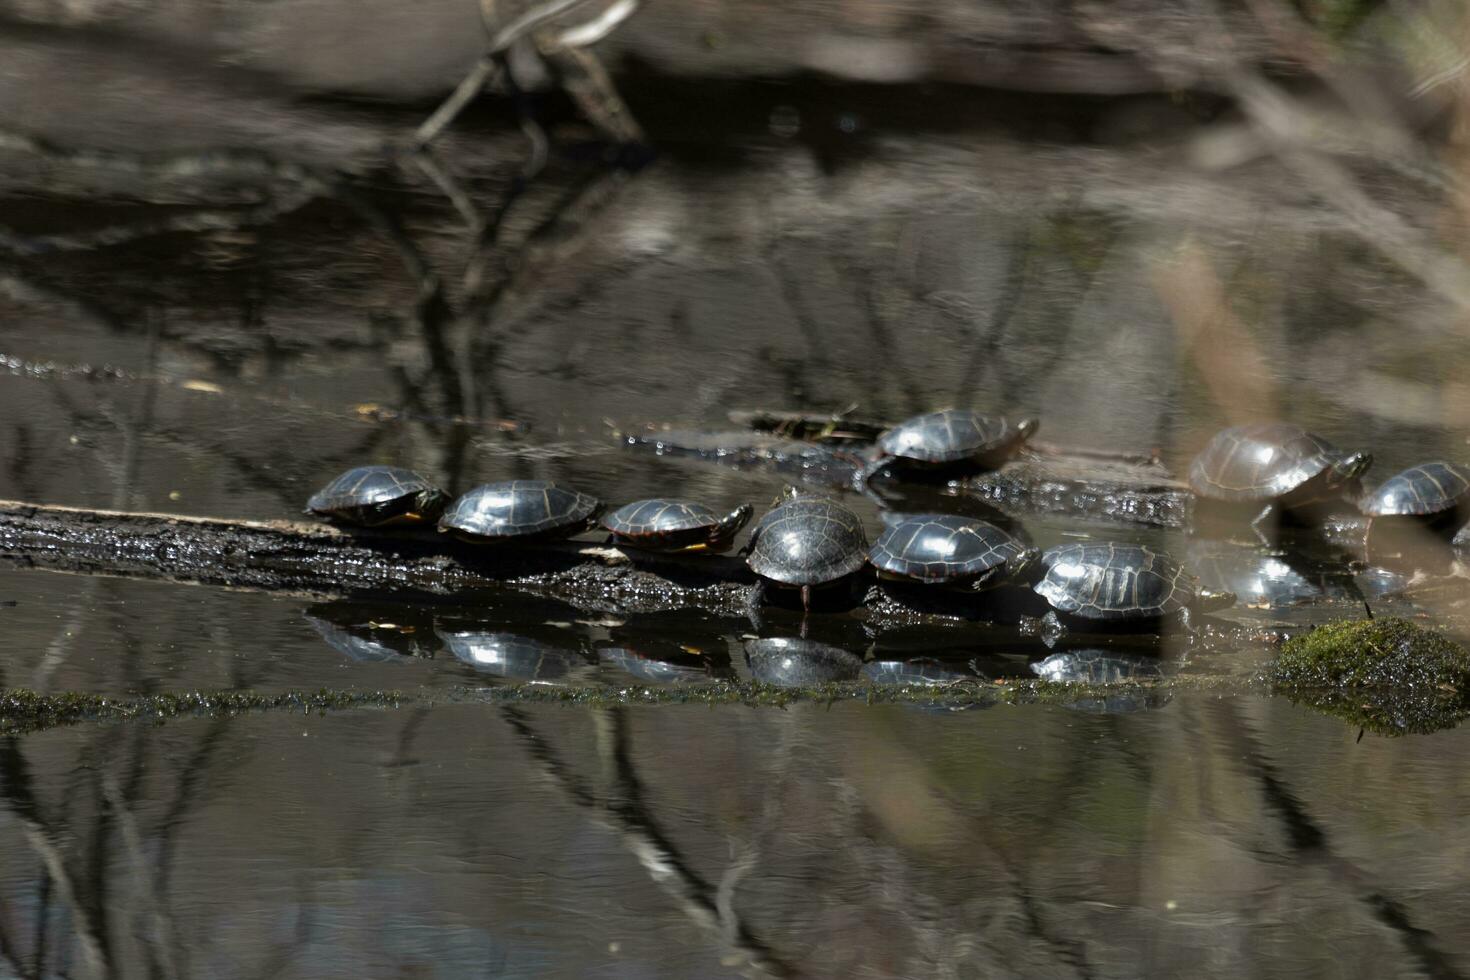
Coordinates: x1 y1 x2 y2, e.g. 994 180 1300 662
743 637 863 687
1188 423 1372 532
438 479 601 542
858 409 1038 487
743 489 869 610
1032 542 1236 630
601 499 754 553
869 514 1039 589
440 630 584 682
305 465 448 527
1360 461 1470 523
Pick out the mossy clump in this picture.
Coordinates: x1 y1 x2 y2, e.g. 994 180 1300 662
1274 618 1470 735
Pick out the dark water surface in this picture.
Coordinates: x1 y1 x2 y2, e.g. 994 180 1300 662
4 695 1470 979
6 68 1470 976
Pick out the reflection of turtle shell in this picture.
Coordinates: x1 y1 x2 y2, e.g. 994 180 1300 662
743 638 862 687
441 631 581 681
862 659 973 686
1035 543 1229 621
1186 544 1324 609
307 615 421 664
598 648 709 685
1030 650 1171 714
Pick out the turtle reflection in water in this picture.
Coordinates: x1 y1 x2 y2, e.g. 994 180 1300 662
306 466 448 527
1033 543 1235 632
744 638 863 687
1030 650 1172 713
599 647 713 685
859 408 1038 488
1189 423 1371 536
306 610 436 664
744 489 869 611
862 658 978 687
441 630 584 682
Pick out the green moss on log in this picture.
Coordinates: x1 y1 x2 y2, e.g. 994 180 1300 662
1274 618 1470 735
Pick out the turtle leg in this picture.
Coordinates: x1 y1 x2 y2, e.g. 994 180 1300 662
801 584 812 612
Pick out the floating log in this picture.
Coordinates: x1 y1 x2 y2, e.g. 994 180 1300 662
0 501 754 617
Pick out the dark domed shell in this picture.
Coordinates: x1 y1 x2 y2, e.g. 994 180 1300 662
439 480 601 540
869 514 1032 583
877 409 1035 464
1034 543 1204 620
744 638 862 687
1360 461 1470 517
1188 423 1361 502
306 465 445 525
746 496 868 586
601 499 752 550
604 499 722 535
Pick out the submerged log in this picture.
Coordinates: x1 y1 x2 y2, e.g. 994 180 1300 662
630 413 1191 527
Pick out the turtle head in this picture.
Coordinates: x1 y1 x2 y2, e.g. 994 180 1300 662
1329 451 1373 487
773 485 805 504
1006 545 1043 582
1014 417 1041 442
719 504 755 537
1196 587 1237 614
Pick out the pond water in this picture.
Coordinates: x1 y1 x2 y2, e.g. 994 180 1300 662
4 64 1470 978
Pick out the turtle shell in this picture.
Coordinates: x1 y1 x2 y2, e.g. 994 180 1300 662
601 499 753 551
306 465 446 526
438 480 601 540
869 514 1034 584
1188 423 1359 503
743 638 863 687
1360 461 1470 517
1034 543 1204 620
877 409 1036 465
745 495 868 586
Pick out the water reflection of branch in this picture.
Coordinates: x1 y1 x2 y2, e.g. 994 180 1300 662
1209 701 1467 980
500 705 798 978
0 737 112 979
